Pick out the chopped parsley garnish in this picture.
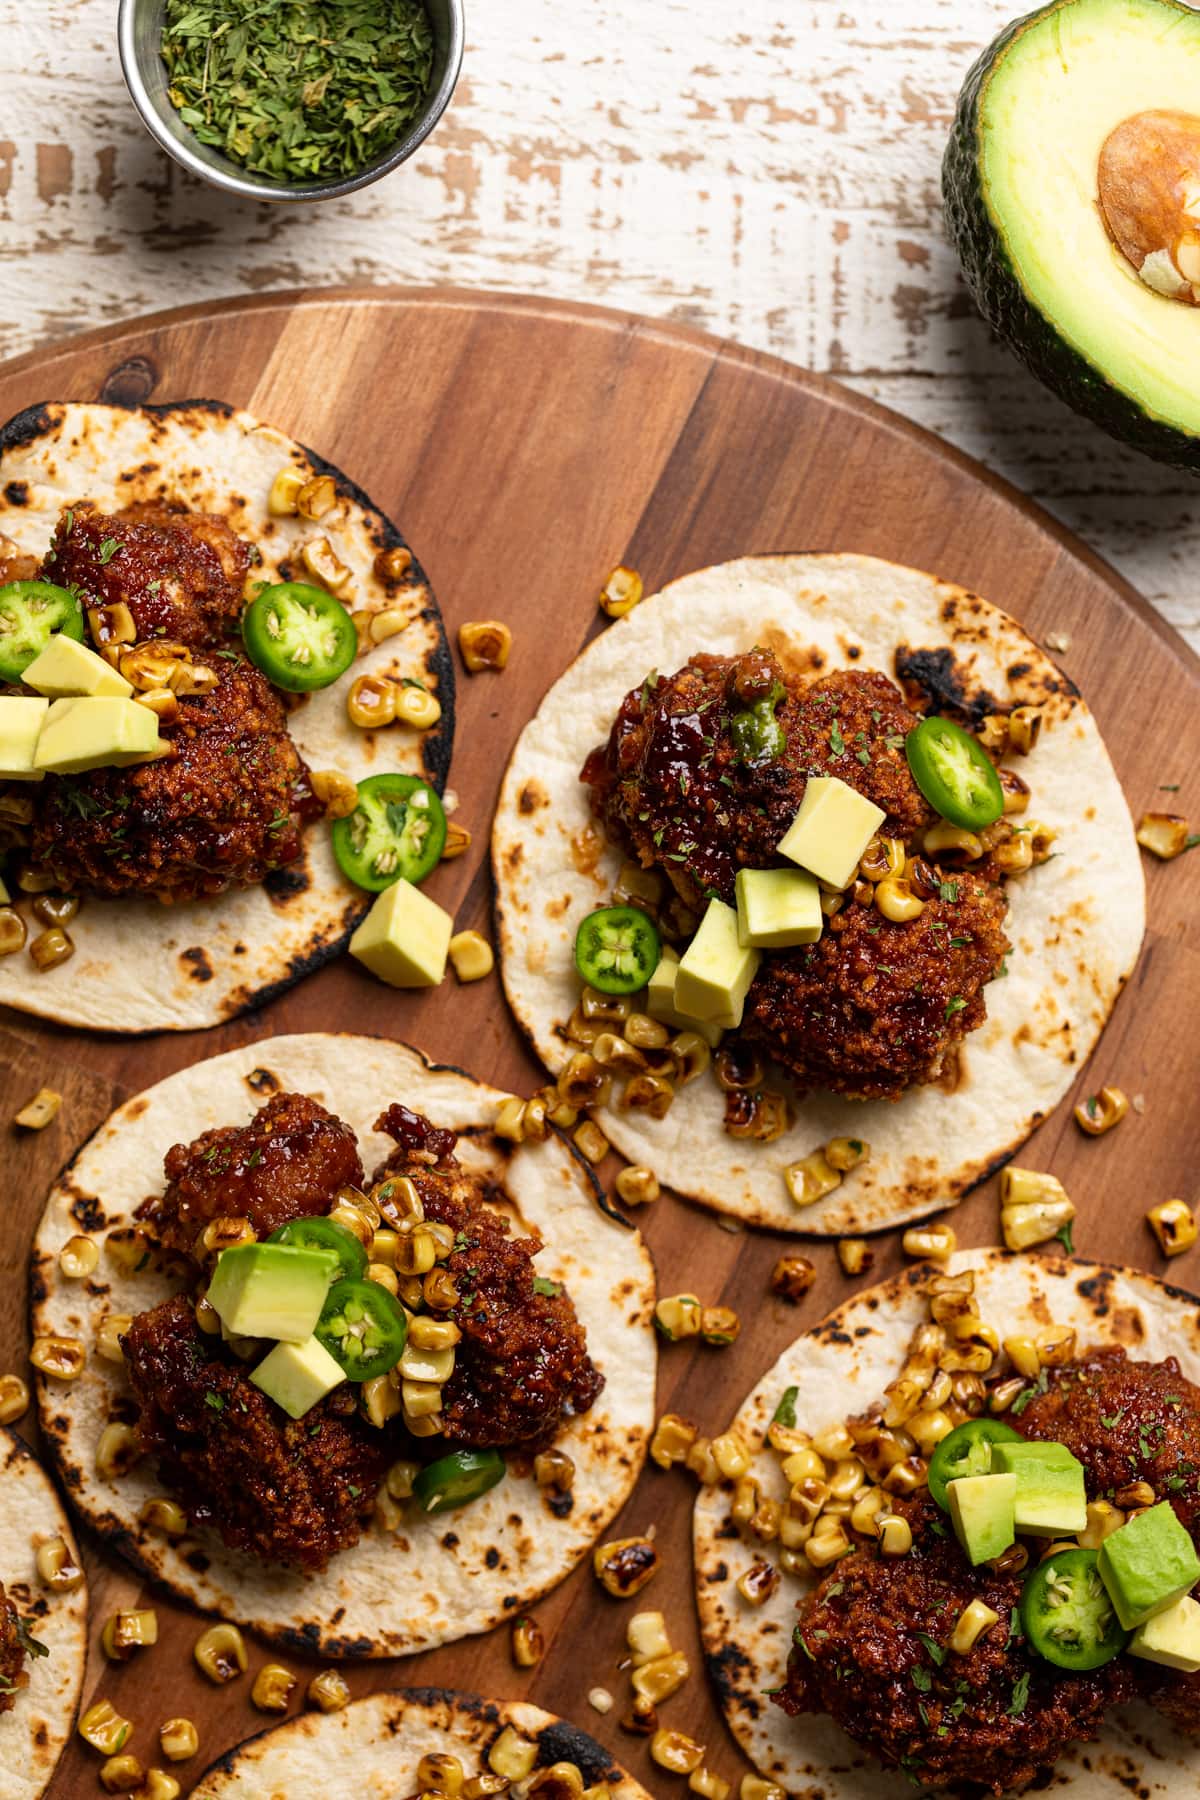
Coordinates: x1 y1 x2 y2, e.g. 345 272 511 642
204 1391 226 1413
829 721 845 756
97 537 123 565
1010 1368 1050 1416
772 1386 799 1429
1008 1672 1030 1716
938 880 959 902
15 1616 49 1660
917 1632 946 1666
532 1276 562 1298
944 996 966 1019
911 1665 932 1693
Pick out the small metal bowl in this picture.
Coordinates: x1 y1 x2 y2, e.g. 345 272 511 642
117 0 464 203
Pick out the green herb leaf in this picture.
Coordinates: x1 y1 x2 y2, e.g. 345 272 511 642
771 1386 799 1429
917 1632 946 1667
829 720 845 756
944 995 966 1020
14 1616 49 1661
1009 1672 1030 1716
532 1276 562 1298
1055 1219 1075 1255
97 537 123 565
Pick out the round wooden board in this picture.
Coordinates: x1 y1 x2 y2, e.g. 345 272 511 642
0 288 1197 1798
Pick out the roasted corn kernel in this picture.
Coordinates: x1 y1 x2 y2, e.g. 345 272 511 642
133 1771 181 1800
100 1753 145 1792
594 1536 659 1597
574 1118 609 1163
347 673 397 730
57 1233 99 1280
688 1770 730 1800
418 1753 465 1796
447 930 493 983
599 565 644 618
1074 1084 1129 1136
158 1719 199 1763
512 1615 544 1668
251 1662 297 1714
1079 1500 1126 1547
627 1610 672 1665
459 620 512 673
306 1669 350 1712
14 1086 62 1129
34 1534 83 1590
0 908 26 957
1136 812 1192 859
138 1495 187 1539
79 1700 133 1756
1148 1199 1197 1256
396 682 442 730
96 1313 133 1364
488 1725 538 1781
740 1781 786 1800
650 1412 698 1469
302 536 353 596
30 1335 85 1380
837 1238 873 1277
615 1165 659 1207
902 1224 957 1264
310 768 359 818
632 1650 691 1704
737 1558 782 1606
1000 1167 1075 1251
879 1514 914 1555
651 1730 705 1776
875 875 925 921
784 1150 841 1209
826 1135 869 1173
101 1608 158 1662
805 1523 852 1568
193 1623 247 1684
701 1306 741 1346
655 1293 702 1340
0 1373 29 1424
951 1599 1000 1653
268 467 305 515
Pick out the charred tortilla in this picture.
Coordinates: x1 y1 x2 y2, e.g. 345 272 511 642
0 1428 88 1800
0 400 453 1032
191 1690 653 1798
694 1251 1200 1797
493 555 1143 1234
31 1033 655 1658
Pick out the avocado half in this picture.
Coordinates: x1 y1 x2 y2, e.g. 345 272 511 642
944 0 1200 470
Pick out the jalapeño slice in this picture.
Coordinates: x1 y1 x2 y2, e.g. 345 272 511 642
242 581 357 693
331 773 447 892
574 905 661 995
928 1418 1023 1512
0 581 85 684
905 716 1005 831
413 1449 506 1515
267 1216 367 1283
1020 1546 1130 1671
315 1277 408 1383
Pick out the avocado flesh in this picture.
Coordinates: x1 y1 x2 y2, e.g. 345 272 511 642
944 0 1200 467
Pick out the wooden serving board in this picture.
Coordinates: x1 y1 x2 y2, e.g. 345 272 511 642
0 289 1197 1798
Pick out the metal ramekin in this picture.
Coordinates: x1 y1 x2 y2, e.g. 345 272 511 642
117 0 464 203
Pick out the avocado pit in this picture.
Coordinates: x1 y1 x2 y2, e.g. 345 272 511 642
1097 109 1200 304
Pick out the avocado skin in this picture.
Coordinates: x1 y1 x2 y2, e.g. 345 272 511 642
942 0 1200 473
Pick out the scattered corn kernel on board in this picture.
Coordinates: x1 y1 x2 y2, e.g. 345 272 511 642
0 288 1197 1797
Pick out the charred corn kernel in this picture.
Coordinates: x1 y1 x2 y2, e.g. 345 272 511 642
558 1050 611 1109
1116 1479 1157 1510
385 1459 420 1502
396 683 442 730
1025 821 1057 864
593 1536 659 1597
268 467 305 514
302 536 352 596
463 1777 511 1800
621 1070 676 1118
780 1447 826 1486
448 930 493 983
347 673 396 730
88 601 137 646
927 1271 975 1322
365 607 409 646
30 1335 85 1380
296 474 337 521
923 821 984 861
999 768 1030 814
1148 1199 1197 1256
366 1262 399 1298
534 1447 576 1492
813 1422 856 1462
651 1730 705 1776
393 1225 437 1277
686 1435 720 1484
362 1373 403 1428
764 1257 814 1307
100 1753 145 1792
16 867 57 894
879 1514 914 1555
740 1782 786 1800
134 1773 181 1800
951 1599 1000 1654
624 1012 671 1050
511 1615 544 1668
731 1475 762 1527
310 768 359 818
13 1084 61 1131
251 1663 296 1714
58 1234 98 1279
423 1267 460 1311
875 874 925 921
134 686 179 723
785 1150 841 1210
615 1165 659 1208
80 1701 133 1756
993 832 1034 874
138 1496 187 1539
35 1534 83 1590
1074 1084 1129 1136
582 983 634 1023
883 1456 929 1497
530 1765 586 1800
805 1523 852 1568
158 1720 198 1763
105 1228 154 1274
493 1096 528 1142
987 1376 1027 1415
860 835 906 882
902 1224 957 1264
884 1372 930 1427
408 1316 461 1353
632 1650 691 1704
193 1623 247 1684
1079 1500 1126 1548
1036 1325 1076 1366
655 1294 702 1341
909 1408 956 1456
374 544 413 584
418 1754 465 1796
828 1456 866 1501
712 1432 752 1480
788 1477 830 1523
688 1770 730 1800
826 1136 869 1173
459 620 512 672
737 1558 782 1606
628 1610 673 1665
0 908 26 957
837 1238 872 1277
441 820 472 862
1000 1166 1075 1251
102 1609 158 1662
599 565 643 618
671 1031 711 1085
701 1305 741 1346
1006 705 1042 754
1137 812 1192 859
96 1313 133 1364
401 1377 444 1421
573 1118 609 1163
850 1485 891 1536
200 1216 256 1256
488 1726 538 1782
306 1669 350 1712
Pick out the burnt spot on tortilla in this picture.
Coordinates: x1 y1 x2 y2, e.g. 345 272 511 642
69 1194 107 1233
179 946 213 983
125 1097 149 1120
894 644 1001 725
264 863 311 905
518 780 549 815
3 479 29 507
29 1262 47 1306
503 1594 521 1609
504 843 524 872
441 1531 459 1551
707 1640 761 1716
246 1067 280 1096
546 1489 574 1520
218 897 368 1021
183 1547 210 1573
531 1721 622 1783
759 627 825 678
485 1547 501 1569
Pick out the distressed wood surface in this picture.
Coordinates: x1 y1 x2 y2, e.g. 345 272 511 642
0 1 1197 645
0 289 1196 1799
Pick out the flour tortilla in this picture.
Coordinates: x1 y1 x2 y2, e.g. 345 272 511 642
31 1032 656 1658
0 1428 88 1800
192 1690 653 1798
694 1250 1200 1797
0 400 453 1032
493 555 1144 1234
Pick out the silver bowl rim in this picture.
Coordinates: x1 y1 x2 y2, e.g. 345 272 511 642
116 0 465 204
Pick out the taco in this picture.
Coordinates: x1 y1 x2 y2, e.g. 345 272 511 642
31 1032 655 1657
693 1250 1200 1796
493 555 1142 1234
191 1689 652 1799
0 400 453 1032
0 1427 88 1800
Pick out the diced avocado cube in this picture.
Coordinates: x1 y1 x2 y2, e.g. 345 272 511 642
349 877 452 988
251 1335 345 1420
644 945 724 1047
948 1471 1017 1566
206 1242 339 1343
1129 1594 1200 1673
735 866 822 948
22 635 133 699
33 695 160 773
991 1440 1087 1537
1098 1501 1200 1630
674 898 761 1029
0 695 49 781
778 775 885 891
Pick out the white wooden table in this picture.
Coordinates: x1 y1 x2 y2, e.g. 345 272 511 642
3 0 1197 645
